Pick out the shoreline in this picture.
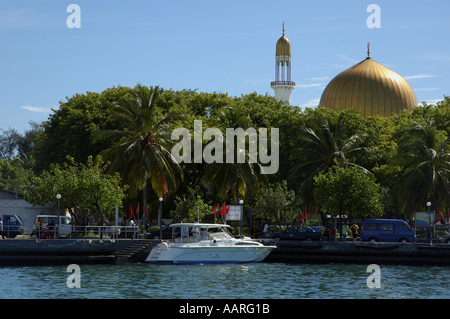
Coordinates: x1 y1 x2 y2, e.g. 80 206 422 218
1 238 450 266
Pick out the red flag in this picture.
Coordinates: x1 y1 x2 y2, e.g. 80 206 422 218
434 212 444 224
144 206 148 219
129 206 133 218
136 203 140 216
303 206 307 220
211 203 229 218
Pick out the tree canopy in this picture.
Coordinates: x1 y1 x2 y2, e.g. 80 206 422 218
24 156 126 225
313 165 384 219
1 82 448 225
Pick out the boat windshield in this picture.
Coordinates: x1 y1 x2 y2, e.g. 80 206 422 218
172 225 233 242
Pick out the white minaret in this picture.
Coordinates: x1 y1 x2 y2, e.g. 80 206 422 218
271 22 295 105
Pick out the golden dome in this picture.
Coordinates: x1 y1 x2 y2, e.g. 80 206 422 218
319 54 417 117
276 23 291 56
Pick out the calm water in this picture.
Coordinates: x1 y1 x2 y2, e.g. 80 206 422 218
1 262 449 299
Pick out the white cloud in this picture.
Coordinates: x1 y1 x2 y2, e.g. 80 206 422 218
337 54 359 64
297 83 323 88
21 105 52 113
414 88 439 92
423 99 444 105
299 98 320 108
404 74 437 80
306 77 329 81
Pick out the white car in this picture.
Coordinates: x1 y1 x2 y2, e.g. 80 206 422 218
32 215 74 237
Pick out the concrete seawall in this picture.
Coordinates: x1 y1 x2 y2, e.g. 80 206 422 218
3 239 450 266
264 241 450 266
0 239 158 265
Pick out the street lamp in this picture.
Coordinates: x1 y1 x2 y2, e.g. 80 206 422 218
56 194 61 238
427 201 432 244
159 197 163 240
239 199 244 239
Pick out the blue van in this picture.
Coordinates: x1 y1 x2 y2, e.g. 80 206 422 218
361 219 416 243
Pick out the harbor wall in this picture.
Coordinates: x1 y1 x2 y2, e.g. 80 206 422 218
3 238 450 266
0 238 160 265
264 241 450 266
0 239 118 265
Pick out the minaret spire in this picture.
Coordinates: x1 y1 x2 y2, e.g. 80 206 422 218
271 22 295 105
367 42 371 58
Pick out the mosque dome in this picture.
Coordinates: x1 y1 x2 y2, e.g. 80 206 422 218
319 48 417 117
276 24 291 56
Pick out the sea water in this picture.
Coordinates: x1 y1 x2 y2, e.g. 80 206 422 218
1 262 449 299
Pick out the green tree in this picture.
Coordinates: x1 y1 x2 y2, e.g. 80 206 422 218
313 166 383 222
290 111 370 213
254 180 297 226
94 84 184 210
393 121 450 214
24 156 126 226
203 103 267 203
0 157 32 194
32 86 133 174
169 186 213 222
0 127 21 160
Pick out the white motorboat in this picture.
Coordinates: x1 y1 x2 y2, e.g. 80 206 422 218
145 223 276 264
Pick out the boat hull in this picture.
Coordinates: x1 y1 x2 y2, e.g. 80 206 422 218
146 244 275 265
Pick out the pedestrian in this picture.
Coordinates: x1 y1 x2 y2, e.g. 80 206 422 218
350 221 359 242
263 223 269 239
0 219 4 239
330 227 336 241
322 228 330 241
342 222 349 242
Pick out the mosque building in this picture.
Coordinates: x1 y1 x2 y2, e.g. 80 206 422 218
271 25 418 117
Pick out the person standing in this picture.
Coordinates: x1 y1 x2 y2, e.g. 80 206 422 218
342 222 349 242
350 222 359 242
0 219 4 239
263 223 269 239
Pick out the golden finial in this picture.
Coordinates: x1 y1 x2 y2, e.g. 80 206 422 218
282 22 285 36
367 42 371 58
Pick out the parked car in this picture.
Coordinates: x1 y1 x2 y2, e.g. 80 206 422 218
438 234 450 243
30 215 74 239
144 226 183 239
361 219 416 243
1 214 25 238
269 226 321 241
310 226 324 233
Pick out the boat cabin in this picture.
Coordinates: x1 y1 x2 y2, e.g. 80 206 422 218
169 223 233 243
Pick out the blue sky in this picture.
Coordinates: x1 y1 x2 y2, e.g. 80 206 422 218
1 0 449 134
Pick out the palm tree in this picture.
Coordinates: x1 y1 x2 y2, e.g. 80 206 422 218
393 121 450 213
290 113 370 212
94 84 184 210
203 104 266 203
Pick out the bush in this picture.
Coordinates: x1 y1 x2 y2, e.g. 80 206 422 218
436 230 449 238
